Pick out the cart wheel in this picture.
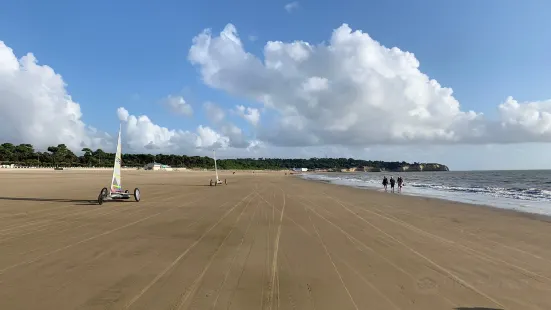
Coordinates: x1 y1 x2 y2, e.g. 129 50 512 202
134 188 141 202
97 193 104 205
100 187 108 198
210 179 213 186
224 179 227 185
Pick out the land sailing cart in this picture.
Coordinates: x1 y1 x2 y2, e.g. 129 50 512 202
98 125 141 205
210 150 227 186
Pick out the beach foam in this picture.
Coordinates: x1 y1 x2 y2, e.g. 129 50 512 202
301 172 551 216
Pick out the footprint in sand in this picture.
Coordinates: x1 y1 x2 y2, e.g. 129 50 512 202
416 277 438 294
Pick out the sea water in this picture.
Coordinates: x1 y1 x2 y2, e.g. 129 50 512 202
301 170 551 216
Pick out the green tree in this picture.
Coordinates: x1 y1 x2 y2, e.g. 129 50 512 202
0 141 450 171
0 143 15 162
47 144 70 167
82 148 93 166
93 149 107 167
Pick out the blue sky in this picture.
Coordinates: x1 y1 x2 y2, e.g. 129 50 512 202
1 0 550 170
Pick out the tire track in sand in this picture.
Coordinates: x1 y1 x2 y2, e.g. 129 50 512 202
123 190 256 309
0 191 201 241
297 197 403 310
276 206 318 310
332 195 551 285
0 202 82 221
266 193 443 309
0 195 207 276
305 207 359 310
320 194 506 309
260 189 272 310
0 204 106 235
280 244 308 310
384 205 551 264
173 194 255 310
40 194 232 296
225 193 264 310
267 187 286 310
0 204 132 244
296 196 459 308
211 199 259 309
0 191 199 267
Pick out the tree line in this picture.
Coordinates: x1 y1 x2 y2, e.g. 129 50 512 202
0 142 446 171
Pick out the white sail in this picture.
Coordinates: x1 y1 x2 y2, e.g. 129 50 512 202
213 150 219 181
110 124 123 193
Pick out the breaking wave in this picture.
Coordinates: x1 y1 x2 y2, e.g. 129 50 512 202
301 172 551 215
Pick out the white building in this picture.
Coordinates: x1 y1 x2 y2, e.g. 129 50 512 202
144 162 173 171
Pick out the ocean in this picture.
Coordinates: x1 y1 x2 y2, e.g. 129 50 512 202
301 170 551 216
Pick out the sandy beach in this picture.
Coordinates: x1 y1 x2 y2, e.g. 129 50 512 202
0 169 549 309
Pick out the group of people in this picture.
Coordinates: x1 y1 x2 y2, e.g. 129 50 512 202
382 176 403 192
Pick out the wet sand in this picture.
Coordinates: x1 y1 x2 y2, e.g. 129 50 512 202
0 169 550 309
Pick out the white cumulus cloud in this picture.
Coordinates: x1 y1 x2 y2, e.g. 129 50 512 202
202 102 252 148
117 107 231 152
496 96 551 140
284 1 299 13
0 41 111 151
234 105 260 126
188 23 551 148
117 107 130 122
0 39 252 155
162 95 193 116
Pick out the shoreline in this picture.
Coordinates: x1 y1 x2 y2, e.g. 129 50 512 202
296 173 551 221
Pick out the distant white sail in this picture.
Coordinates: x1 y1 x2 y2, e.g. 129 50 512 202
214 150 219 181
110 124 123 193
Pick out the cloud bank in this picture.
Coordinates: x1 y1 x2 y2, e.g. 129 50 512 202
0 41 112 151
0 40 248 154
1 22 551 161
117 106 233 152
188 23 551 148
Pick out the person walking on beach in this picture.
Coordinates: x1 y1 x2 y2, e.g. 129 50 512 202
397 176 403 192
382 176 388 191
390 177 396 193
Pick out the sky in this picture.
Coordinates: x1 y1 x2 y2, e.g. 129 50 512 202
0 0 550 171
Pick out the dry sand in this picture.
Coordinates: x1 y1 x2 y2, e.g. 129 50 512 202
0 169 550 309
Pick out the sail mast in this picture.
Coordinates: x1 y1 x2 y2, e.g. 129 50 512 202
110 124 123 193
213 150 219 181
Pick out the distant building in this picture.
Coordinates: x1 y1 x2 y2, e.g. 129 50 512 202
292 168 308 172
144 162 173 171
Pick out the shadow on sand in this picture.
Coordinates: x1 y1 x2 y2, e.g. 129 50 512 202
455 308 503 310
0 196 100 206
